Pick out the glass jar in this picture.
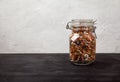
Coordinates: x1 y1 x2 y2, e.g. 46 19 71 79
66 19 97 65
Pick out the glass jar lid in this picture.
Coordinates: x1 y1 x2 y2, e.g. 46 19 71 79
71 19 96 28
66 19 96 29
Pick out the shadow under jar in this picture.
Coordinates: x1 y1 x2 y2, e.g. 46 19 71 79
66 19 97 65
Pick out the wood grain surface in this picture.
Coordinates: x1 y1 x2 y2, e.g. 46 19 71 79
0 53 120 82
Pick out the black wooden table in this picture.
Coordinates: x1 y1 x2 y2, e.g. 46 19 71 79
0 53 120 82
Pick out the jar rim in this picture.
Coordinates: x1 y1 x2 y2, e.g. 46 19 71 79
71 19 96 23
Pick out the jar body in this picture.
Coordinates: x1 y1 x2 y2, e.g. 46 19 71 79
69 26 96 65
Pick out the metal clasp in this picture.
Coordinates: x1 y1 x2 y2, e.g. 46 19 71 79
93 26 97 39
66 21 72 30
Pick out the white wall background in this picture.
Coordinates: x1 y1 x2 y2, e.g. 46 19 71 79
0 0 120 53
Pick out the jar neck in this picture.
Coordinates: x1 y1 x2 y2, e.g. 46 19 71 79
72 26 93 34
